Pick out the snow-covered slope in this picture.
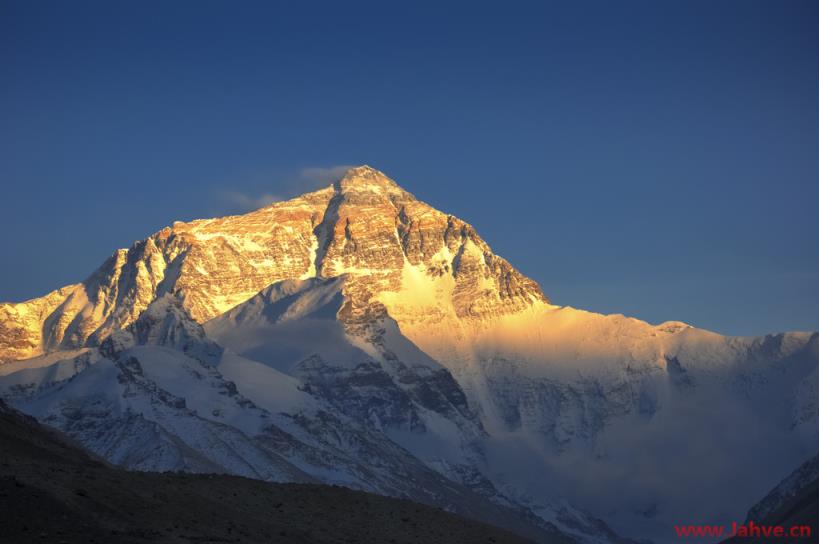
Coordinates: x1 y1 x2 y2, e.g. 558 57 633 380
0 289 581 543
2 165 818 543
204 275 625 542
206 277 486 482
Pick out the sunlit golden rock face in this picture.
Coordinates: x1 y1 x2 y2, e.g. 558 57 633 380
0 166 547 363
0 285 80 362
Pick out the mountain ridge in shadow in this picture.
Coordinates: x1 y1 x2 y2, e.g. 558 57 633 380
0 398 569 544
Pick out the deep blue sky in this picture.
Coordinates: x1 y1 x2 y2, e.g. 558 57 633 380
1 0 817 336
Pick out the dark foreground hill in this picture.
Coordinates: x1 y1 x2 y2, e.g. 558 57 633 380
0 399 548 544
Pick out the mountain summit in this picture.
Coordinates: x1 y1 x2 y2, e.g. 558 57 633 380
336 164 408 192
0 165 543 363
1 166 818 543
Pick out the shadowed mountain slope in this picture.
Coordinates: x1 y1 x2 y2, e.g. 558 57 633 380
0 398 565 544
720 452 819 543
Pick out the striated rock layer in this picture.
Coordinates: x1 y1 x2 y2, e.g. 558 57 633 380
0 166 544 363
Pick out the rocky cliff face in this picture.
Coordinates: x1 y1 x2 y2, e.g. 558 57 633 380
0 166 544 363
0 284 80 362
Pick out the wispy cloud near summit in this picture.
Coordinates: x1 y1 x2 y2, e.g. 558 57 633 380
300 165 355 187
220 191 282 212
215 164 355 213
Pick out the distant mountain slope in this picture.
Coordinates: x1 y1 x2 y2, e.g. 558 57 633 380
0 398 562 544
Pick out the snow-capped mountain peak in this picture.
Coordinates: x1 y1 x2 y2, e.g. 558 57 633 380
0 165 544 362
2 166 818 544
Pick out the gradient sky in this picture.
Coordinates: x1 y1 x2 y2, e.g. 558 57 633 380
1 0 817 336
